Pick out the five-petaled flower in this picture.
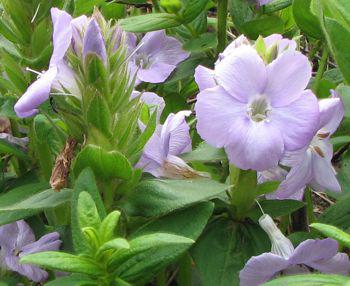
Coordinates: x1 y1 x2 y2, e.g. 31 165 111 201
0 220 61 282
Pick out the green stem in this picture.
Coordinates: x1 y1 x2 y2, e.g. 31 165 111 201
217 0 228 54
102 181 115 212
305 187 316 224
312 47 329 94
36 141 53 181
152 0 161 12
177 253 192 286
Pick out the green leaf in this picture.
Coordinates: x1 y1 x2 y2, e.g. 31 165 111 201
98 238 130 253
121 179 228 217
132 202 214 240
119 13 181 32
293 0 323 39
263 274 350 286
181 142 226 162
192 218 269 286
311 223 350 248
99 210 121 243
248 199 305 221
20 251 104 276
319 194 350 229
183 32 217 52
74 144 133 180
264 0 292 13
321 0 350 31
241 16 285 39
0 137 30 160
77 192 101 230
229 0 254 29
74 0 105 16
181 0 210 23
0 188 72 225
71 168 106 253
257 181 280 196
108 233 194 283
45 274 97 286
87 94 111 137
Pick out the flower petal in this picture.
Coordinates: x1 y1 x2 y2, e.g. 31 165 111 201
195 86 247 148
137 62 176 83
318 97 344 135
21 232 61 254
215 45 267 103
83 19 107 63
15 220 35 249
52 61 80 97
289 238 339 265
139 30 189 66
50 8 73 66
0 222 19 249
307 253 350 275
265 50 312 107
194 65 216 91
14 67 58 118
161 111 192 156
312 153 341 193
216 34 250 64
270 90 319 151
225 120 284 171
5 254 48 282
239 253 289 286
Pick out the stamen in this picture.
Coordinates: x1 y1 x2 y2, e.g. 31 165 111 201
124 41 145 64
31 3 41 23
311 146 325 158
317 132 330 139
26 67 43 77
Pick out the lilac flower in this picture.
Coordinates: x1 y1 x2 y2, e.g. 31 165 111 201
128 30 189 85
271 92 344 199
136 111 207 179
194 44 319 171
0 220 61 282
14 8 74 118
239 214 350 286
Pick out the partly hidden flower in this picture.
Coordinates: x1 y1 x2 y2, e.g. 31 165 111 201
194 39 319 171
0 220 61 282
269 91 344 199
136 110 207 179
128 30 189 85
14 8 109 118
239 214 350 286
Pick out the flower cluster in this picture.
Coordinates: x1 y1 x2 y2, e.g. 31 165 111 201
0 220 61 282
194 34 344 200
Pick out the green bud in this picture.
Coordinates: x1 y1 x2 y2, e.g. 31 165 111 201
160 0 182 14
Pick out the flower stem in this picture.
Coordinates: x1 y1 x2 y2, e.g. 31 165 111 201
217 0 228 54
305 187 316 224
312 47 329 95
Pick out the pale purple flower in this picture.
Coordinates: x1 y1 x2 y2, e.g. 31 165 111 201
239 214 350 286
83 19 107 63
194 44 319 171
272 92 344 199
14 8 75 118
136 111 207 179
258 166 305 201
128 30 189 85
0 220 61 282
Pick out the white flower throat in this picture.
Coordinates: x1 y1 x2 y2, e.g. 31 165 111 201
247 96 272 122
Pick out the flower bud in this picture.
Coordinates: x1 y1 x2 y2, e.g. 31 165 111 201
259 214 294 259
160 0 182 14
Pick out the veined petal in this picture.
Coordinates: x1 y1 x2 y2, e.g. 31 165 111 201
195 86 247 148
0 222 19 250
270 90 319 151
307 253 350 275
289 238 339 265
312 153 341 193
21 232 61 254
318 97 344 135
216 34 250 64
14 67 57 118
239 253 289 286
225 120 284 171
215 45 267 103
50 8 73 66
16 220 35 249
194 65 216 91
52 61 80 97
265 50 312 107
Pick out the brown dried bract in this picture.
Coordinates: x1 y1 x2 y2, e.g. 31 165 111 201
50 138 77 192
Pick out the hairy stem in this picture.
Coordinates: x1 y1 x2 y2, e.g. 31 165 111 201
217 0 228 54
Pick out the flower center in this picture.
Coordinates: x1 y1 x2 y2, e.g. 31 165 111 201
247 96 271 122
135 53 151 69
